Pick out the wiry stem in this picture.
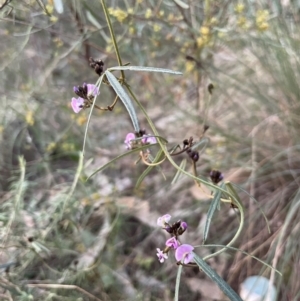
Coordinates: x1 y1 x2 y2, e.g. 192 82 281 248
100 0 125 80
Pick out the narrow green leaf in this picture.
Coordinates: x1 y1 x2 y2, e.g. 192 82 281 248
86 10 102 29
191 137 209 153
173 0 189 9
171 159 187 185
135 148 164 189
108 66 182 75
193 253 243 301
203 183 224 243
174 264 183 301
224 181 243 208
230 182 270 233
105 70 140 132
87 144 152 180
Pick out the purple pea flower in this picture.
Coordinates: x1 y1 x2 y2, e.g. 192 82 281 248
156 248 168 263
175 244 194 264
86 84 99 97
142 134 157 145
157 214 171 227
71 83 99 114
124 132 136 150
210 170 224 184
71 97 85 114
178 221 188 235
166 237 179 250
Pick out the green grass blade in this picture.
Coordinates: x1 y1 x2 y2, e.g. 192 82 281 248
173 0 189 9
171 159 187 185
174 264 183 301
108 66 182 75
200 244 282 276
87 144 152 180
105 70 140 132
82 74 104 155
191 137 210 153
193 253 242 301
230 182 270 233
203 183 245 261
224 182 245 210
203 183 224 243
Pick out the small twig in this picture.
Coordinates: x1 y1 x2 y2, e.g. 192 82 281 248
100 0 125 80
139 151 166 166
26 283 102 301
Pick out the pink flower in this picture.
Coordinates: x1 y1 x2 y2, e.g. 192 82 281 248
142 134 157 145
157 214 171 227
86 84 99 97
178 221 188 235
124 132 136 150
71 83 99 113
166 237 179 249
156 248 168 263
175 244 194 264
71 97 84 113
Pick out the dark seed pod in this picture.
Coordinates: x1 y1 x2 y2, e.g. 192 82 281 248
89 57 104 76
208 83 214 95
203 124 209 132
188 150 199 162
210 170 224 184
177 221 187 235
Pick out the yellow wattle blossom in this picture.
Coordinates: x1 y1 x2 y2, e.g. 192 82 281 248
129 26 135 35
200 26 210 36
61 142 75 152
127 8 134 14
50 15 58 22
256 10 269 22
180 41 190 53
256 10 269 31
76 115 87 126
159 10 165 17
153 24 162 32
145 8 152 19
108 7 128 23
217 31 226 38
185 61 195 73
0 126 4 134
234 3 245 14
46 142 56 153
53 37 63 47
237 16 247 28
45 4 54 15
197 37 204 48
258 22 269 31
25 111 34 126
209 17 217 26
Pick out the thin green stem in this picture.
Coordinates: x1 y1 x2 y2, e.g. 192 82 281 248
174 264 183 301
202 198 244 261
100 0 125 80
